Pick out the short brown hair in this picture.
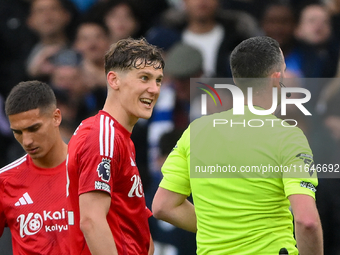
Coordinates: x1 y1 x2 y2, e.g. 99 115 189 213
104 37 164 74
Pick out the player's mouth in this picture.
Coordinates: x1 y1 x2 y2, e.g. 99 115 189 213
140 98 153 108
26 147 38 154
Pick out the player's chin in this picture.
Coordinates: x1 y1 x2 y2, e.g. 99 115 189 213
28 152 42 159
138 109 154 120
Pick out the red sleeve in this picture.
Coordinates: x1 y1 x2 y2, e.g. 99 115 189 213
146 207 152 218
78 115 118 196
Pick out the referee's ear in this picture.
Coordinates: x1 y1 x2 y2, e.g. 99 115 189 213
271 71 281 89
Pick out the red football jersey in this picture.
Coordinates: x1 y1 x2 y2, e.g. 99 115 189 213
67 110 152 255
0 155 69 255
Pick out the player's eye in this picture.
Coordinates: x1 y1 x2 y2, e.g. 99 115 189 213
156 78 162 85
27 125 40 132
141 76 148 81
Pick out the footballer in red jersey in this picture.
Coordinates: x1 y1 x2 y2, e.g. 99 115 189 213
66 38 164 255
0 156 68 255
0 81 69 254
67 111 152 254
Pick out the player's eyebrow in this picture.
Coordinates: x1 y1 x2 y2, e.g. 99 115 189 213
11 123 42 133
137 70 164 79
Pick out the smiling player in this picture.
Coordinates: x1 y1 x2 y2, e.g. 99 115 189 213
66 38 164 255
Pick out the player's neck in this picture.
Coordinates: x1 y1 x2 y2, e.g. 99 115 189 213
102 105 137 133
32 138 67 169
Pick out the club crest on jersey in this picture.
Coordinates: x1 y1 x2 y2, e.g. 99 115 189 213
97 158 111 182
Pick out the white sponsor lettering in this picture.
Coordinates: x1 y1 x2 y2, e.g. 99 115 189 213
95 181 110 192
43 208 66 221
45 224 68 232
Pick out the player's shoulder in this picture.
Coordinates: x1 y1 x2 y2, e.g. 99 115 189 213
74 111 121 136
270 117 311 153
0 155 28 179
69 111 126 153
188 111 225 140
70 113 103 143
276 117 306 139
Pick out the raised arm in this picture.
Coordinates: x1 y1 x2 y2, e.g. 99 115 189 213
79 191 118 255
152 187 197 233
288 194 323 255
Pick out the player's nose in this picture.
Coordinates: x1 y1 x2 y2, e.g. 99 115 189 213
147 80 160 95
22 132 34 147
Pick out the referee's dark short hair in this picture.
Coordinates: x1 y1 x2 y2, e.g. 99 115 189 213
230 36 283 79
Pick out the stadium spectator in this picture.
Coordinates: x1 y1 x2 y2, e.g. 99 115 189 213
261 2 329 109
295 4 332 46
261 3 325 78
146 0 250 77
26 0 75 80
295 3 339 78
49 48 93 141
73 19 110 90
50 48 85 103
99 0 143 44
152 36 323 255
0 81 69 254
66 38 164 255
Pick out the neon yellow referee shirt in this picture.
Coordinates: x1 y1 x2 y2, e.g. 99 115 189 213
160 106 318 255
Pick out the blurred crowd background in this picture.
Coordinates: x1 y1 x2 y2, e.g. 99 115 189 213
1 0 340 254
